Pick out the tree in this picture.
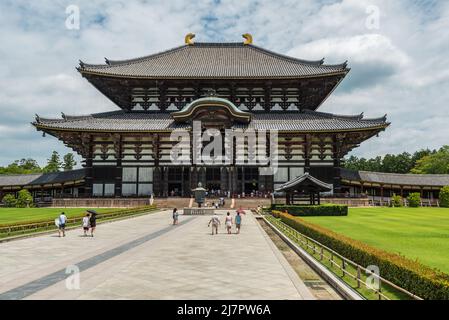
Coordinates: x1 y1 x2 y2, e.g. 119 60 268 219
382 152 413 173
43 151 62 173
2 194 17 207
407 192 421 207
0 158 42 175
343 147 446 174
391 194 403 207
411 146 449 174
16 189 33 208
439 186 449 208
62 153 77 171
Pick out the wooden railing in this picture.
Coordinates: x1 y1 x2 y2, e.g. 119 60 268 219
264 214 422 300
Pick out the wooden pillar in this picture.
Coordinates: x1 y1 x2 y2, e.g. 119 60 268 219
115 135 123 197
84 137 94 198
220 167 228 193
304 134 311 173
153 167 162 197
332 134 342 194
60 183 65 198
228 167 233 196
380 185 384 206
240 167 245 195
163 166 169 197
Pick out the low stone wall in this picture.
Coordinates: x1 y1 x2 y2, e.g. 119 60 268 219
183 208 215 215
155 197 271 209
52 198 151 208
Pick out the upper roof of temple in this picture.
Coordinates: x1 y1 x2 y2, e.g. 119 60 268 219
78 42 349 79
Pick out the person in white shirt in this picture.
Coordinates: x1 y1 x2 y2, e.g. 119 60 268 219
58 212 67 237
224 212 233 234
82 213 90 236
208 214 221 235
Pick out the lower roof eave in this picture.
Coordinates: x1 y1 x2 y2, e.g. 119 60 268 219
34 125 389 135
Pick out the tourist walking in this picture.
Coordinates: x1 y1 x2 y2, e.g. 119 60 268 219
172 208 179 225
82 213 90 236
208 214 221 235
88 210 97 237
235 212 242 234
224 212 233 234
58 212 67 237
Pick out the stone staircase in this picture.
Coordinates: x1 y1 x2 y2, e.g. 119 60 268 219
154 197 271 210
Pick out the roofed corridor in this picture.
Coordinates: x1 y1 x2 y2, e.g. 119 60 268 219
0 210 326 300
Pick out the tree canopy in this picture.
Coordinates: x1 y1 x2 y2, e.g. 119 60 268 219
0 152 78 175
62 153 77 171
411 146 449 174
344 147 449 174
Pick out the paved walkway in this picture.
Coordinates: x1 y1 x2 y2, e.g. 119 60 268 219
0 210 314 300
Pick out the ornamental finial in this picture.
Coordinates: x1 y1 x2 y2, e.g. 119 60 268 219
242 33 253 45
185 33 195 45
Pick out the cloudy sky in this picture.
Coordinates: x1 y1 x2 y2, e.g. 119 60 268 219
0 0 448 167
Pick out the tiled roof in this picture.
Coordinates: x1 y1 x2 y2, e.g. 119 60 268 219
0 169 85 188
78 42 349 79
275 172 333 192
34 110 388 133
340 168 449 187
0 174 43 187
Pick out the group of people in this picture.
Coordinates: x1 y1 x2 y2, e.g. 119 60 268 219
208 211 244 235
172 207 244 235
56 210 97 238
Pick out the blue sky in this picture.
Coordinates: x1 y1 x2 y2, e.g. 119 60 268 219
0 0 448 167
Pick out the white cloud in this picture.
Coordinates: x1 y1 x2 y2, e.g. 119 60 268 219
289 34 410 68
0 0 448 166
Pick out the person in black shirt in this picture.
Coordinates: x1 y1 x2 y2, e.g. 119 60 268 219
88 210 97 237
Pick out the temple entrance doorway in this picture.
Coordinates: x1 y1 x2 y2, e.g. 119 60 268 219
205 168 222 194
168 183 182 197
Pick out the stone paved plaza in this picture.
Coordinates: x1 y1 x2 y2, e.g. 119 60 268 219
0 210 316 300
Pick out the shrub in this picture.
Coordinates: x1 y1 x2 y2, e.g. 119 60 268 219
2 194 17 208
16 189 34 208
271 204 348 216
391 194 403 207
276 211 449 300
439 186 449 207
407 192 421 207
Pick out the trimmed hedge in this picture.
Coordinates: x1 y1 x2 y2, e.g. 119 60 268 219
272 210 449 300
0 205 158 230
407 192 421 207
391 194 403 207
440 186 449 207
271 204 348 216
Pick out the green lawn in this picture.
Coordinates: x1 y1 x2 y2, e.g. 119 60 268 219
301 207 449 274
0 208 113 226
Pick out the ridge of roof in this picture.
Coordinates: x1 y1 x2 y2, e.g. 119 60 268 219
78 42 348 71
303 110 387 123
359 170 449 178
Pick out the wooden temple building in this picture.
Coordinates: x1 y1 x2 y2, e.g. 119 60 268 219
28 34 391 200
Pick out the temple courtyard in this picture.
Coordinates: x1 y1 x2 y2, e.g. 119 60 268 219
0 210 333 300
